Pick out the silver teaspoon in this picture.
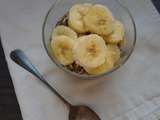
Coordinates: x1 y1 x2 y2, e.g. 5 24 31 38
10 49 101 120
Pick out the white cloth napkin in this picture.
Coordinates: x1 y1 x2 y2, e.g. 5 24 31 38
1 0 160 119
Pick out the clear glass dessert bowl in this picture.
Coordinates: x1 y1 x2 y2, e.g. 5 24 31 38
42 0 136 79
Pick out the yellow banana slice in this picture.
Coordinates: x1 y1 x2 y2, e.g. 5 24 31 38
106 44 121 65
85 44 120 75
51 35 75 65
84 58 114 75
84 4 114 36
68 3 92 33
73 34 107 68
52 25 77 39
104 20 125 44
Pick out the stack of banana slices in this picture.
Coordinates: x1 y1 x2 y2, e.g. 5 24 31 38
51 3 126 75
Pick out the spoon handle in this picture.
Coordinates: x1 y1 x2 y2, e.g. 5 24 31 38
10 49 71 108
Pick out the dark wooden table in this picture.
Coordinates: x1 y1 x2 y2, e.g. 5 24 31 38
0 38 22 120
152 0 160 13
0 0 159 120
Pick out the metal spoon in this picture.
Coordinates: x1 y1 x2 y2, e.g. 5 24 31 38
10 49 101 120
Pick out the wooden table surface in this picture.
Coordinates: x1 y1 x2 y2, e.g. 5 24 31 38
0 38 22 120
0 0 159 120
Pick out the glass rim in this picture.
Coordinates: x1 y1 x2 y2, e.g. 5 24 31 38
42 0 137 79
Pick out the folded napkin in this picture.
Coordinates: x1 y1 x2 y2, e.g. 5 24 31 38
1 0 160 119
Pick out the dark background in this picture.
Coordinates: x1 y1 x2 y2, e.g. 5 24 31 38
0 39 22 120
0 0 159 119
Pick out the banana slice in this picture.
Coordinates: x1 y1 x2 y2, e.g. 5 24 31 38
52 25 77 39
73 34 107 68
51 35 75 65
84 58 114 75
84 4 114 36
84 44 120 75
106 44 121 65
104 21 125 44
68 3 92 33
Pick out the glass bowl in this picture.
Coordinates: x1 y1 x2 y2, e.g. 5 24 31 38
42 0 136 79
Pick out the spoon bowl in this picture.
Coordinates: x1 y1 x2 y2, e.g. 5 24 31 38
69 106 100 120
